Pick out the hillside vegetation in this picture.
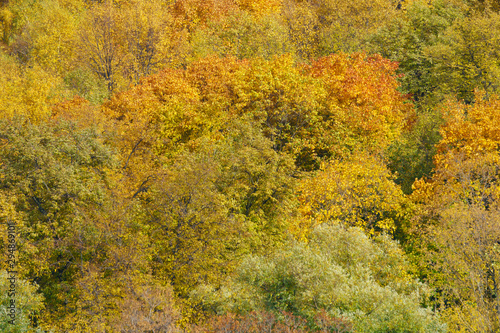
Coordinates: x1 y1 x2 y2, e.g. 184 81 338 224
2 0 500 331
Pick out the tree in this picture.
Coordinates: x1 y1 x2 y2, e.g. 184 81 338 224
307 0 398 54
101 58 222 199
368 0 464 105
78 1 122 94
305 52 413 155
193 223 446 333
0 51 61 122
232 52 412 168
230 53 325 165
190 10 293 60
411 92 500 331
104 52 412 172
0 270 44 333
0 118 129 331
279 0 398 59
424 204 500 332
143 120 297 300
426 9 500 103
387 109 443 195
0 6 14 44
296 152 409 238
113 282 181 333
6 0 84 73
171 0 238 33
117 0 174 83
281 0 321 60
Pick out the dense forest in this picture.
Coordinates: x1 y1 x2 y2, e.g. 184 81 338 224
1 0 500 331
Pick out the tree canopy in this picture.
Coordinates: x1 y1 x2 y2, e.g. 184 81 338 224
3 0 500 331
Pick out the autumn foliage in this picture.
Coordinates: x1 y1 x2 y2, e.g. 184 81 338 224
3 0 500 331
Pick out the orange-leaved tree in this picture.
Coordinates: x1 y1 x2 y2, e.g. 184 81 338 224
305 52 413 155
412 91 500 332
